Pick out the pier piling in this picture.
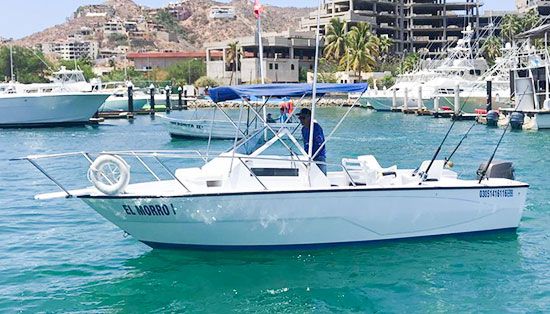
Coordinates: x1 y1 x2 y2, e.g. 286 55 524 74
183 90 188 110
486 80 492 111
165 85 171 113
127 82 134 119
178 86 183 110
149 84 155 116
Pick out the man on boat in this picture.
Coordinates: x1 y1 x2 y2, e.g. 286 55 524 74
278 106 288 123
297 108 326 174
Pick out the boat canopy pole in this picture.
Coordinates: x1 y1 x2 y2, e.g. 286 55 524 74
206 106 217 163
240 97 301 159
307 0 323 159
312 87 369 160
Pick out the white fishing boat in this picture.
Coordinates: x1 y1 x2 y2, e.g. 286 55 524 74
0 83 110 127
159 113 299 140
21 83 528 249
98 82 149 112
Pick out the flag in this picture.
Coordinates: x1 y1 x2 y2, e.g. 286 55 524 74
253 0 263 19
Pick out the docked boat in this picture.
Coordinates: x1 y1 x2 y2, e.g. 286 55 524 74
98 82 149 112
21 83 528 249
0 83 110 127
159 113 299 140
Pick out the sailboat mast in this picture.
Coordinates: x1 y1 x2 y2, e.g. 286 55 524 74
9 45 15 82
307 0 323 158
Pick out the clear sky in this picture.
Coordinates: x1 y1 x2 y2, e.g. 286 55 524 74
0 0 517 39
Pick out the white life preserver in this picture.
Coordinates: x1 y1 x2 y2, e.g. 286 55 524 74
88 154 130 195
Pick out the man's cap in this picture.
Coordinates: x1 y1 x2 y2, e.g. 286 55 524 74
296 108 311 117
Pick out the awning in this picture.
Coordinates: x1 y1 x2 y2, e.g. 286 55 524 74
208 83 368 103
516 23 550 39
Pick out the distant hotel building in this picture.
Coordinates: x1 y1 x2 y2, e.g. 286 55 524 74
300 0 503 57
205 30 319 84
42 40 99 61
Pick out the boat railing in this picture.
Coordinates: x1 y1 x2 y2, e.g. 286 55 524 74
14 150 359 197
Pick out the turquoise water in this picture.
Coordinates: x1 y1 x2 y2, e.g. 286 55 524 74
1 108 548 312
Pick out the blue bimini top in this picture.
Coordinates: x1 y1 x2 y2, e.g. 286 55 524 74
208 83 368 103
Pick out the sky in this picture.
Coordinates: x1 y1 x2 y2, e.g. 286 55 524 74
0 0 517 39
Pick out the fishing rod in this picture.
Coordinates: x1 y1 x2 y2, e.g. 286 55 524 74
477 82 531 183
443 121 477 167
419 83 480 180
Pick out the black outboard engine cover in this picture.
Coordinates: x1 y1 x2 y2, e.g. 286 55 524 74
477 161 515 180
510 112 524 130
486 110 499 127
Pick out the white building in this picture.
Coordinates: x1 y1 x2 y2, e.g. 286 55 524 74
43 41 99 60
104 20 126 36
205 30 320 85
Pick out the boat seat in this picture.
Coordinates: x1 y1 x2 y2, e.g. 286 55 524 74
417 160 445 181
175 168 225 191
341 155 398 185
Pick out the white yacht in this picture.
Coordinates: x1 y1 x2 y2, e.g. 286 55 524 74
22 83 528 249
0 82 110 127
97 82 149 112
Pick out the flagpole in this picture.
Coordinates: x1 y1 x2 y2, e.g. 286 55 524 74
308 0 322 159
255 1 267 133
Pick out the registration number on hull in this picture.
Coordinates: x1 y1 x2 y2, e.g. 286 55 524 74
479 189 514 198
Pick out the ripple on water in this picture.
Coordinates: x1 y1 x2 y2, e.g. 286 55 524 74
0 109 549 312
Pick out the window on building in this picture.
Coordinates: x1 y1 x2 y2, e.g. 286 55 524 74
291 64 295 70
269 63 273 70
275 64 279 70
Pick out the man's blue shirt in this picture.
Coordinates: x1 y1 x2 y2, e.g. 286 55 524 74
302 122 326 160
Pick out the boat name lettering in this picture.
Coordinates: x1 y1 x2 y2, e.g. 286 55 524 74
170 121 203 129
479 189 513 198
122 204 176 216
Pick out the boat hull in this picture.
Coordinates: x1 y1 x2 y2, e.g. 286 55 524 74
99 97 148 112
81 184 527 249
0 93 110 127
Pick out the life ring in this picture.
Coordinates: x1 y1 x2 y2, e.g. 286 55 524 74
88 154 130 195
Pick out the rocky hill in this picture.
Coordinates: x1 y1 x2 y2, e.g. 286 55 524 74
15 0 312 52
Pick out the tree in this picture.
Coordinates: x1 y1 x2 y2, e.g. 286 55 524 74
226 41 242 85
0 46 52 83
501 14 522 42
399 53 420 74
340 23 379 81
522 8 540 32
166 59 206 85
481 36 502 65
194 76 219 88
323 18 348 61
102 66 144 82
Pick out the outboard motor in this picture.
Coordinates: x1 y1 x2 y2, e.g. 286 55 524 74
510 112 525 130
477 161 515 180
486 110 499 127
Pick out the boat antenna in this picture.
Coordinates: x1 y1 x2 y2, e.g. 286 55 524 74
307 0 322 159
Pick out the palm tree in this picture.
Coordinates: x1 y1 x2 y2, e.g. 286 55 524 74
378 36 393 56
522 8 540 32
481 36 502 65
323 18 348 61
501 14 522 43
340 23 379 81
226 41 242 85
399 53 420 74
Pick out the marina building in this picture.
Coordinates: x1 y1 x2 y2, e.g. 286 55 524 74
42 40 99 60
205 30 319 84
127 51 213 71
300 0 499 57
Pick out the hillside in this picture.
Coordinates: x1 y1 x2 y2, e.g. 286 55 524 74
15 0 312 52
